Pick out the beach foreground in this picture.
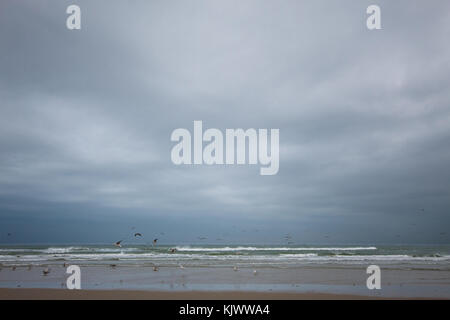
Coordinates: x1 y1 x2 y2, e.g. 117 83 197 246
1 264 449 299
0 288 396 300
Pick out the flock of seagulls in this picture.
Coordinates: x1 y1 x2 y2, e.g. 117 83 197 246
109 230 261 274
114 230 159 248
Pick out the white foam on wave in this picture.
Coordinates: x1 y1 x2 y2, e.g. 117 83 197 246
280 254 450 261
0 248 42 252
175 246 377 252
2 253 450 265
43 247 140 254
43 247 83 254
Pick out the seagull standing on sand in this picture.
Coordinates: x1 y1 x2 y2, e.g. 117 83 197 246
43 268 50 276
233 266 238 272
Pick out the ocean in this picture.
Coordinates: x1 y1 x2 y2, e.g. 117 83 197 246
1 244 449 267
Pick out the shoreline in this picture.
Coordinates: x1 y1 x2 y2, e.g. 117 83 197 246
0 288 419 300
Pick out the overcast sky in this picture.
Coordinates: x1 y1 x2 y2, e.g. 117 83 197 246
1 0 449 245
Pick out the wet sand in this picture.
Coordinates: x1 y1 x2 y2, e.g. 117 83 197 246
0 288 389 300
1 263 449 299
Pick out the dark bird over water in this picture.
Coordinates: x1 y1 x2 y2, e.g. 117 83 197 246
114 240 123 247
134 233 142 237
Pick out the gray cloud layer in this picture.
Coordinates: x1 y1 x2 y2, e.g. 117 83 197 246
1 0 449 244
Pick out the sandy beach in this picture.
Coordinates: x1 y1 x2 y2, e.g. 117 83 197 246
1 261 449 299
0 288 394 300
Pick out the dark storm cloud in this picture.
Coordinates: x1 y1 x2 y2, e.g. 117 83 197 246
0 0 449 243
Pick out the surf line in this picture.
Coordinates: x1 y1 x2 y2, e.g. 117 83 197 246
170 121 279 175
